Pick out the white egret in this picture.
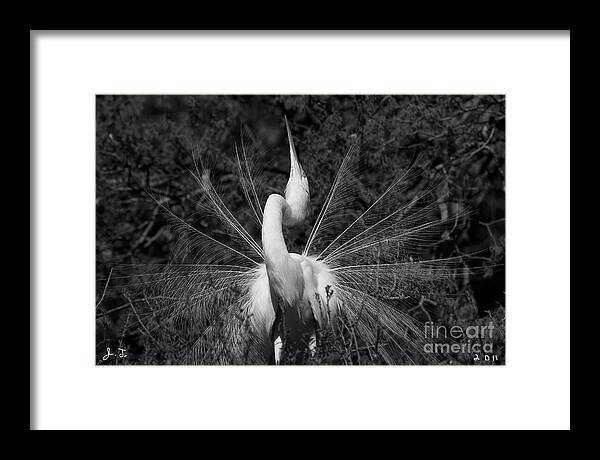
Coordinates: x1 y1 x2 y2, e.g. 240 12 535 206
257 118 336 364
111 117 473 365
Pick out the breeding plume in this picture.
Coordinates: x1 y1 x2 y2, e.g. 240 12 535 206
112 117 470 364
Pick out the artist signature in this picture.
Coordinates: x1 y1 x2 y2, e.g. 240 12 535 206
102 347 128 361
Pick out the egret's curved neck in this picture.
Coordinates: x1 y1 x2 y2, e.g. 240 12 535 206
262 194 291 268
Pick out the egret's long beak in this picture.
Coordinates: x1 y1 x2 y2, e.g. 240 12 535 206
285 116 305 179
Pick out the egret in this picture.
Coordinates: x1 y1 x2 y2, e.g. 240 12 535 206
257 118 336 364
112 117 473 365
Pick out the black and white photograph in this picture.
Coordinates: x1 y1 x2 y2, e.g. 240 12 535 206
96 95 505 365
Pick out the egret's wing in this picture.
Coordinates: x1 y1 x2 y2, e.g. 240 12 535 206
186 263 274 365
322 192 470 266
234 126 267 228
99 263 253 321
99 261 277 365
312 157 441 263
303 149 484 364
149 194 263 268
303 140 362 257
335 284 441 365
306 150 476 302
189 155 264 260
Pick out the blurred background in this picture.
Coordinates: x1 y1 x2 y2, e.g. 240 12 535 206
96 95 505 364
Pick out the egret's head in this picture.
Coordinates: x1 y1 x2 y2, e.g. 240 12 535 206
283 117 310 226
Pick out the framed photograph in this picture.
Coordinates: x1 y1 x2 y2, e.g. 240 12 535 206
32 31 570 430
